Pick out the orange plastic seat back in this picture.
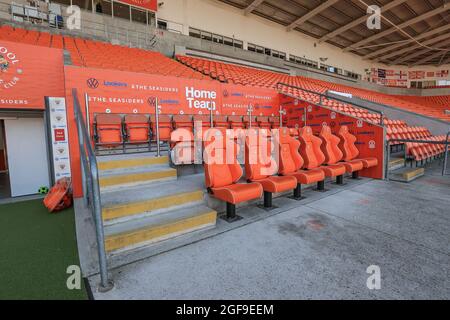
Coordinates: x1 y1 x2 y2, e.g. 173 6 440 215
269 117 280 128
337 126 360 161
214 115 229 129
204 129 242 189
257 116 271 129
278 128 303 175
229 116 244 129
124 114 149 143
245 129 277 181
96 114 123 145
298 126 325 169
151 114 173 141
173 115 193 132
319 126 343 165
193 114 212 129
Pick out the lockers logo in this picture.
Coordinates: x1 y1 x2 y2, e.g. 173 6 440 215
86 78 99 89
331 112 336 120
369 140 376 149
185 87 217 111
0 46 23 90
357 119 364 128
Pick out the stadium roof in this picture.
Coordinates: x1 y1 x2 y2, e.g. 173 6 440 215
215 0 450 66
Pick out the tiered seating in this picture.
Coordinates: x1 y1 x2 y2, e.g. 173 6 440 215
395 95 450 122
0 24 205 79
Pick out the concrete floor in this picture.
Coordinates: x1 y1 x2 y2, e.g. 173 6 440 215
90 164 450 300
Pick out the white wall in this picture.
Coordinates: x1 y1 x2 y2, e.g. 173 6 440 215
157 0 370 75
157 0 450 83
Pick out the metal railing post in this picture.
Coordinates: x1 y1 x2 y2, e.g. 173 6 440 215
155 98 161 157
385 140 391 181
210 104 214 128
85 93 91 139
248 105 253 128
72 89 113 292
443 131 450 176
279 106 286 128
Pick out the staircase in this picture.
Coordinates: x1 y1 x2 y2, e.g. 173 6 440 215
388 156 424 183
97 153 217 254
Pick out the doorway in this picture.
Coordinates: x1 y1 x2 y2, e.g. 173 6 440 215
0 120 11 199
1 117 51 198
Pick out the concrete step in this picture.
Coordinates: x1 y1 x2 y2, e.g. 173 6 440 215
97 153 169 171
104 205 217 253
99 164 177 190
101 181 205 224
389 157 405 171
389 167 425 183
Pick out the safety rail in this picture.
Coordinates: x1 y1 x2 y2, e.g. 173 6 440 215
276 82 385 126
386 132 450 179
72 88 113 292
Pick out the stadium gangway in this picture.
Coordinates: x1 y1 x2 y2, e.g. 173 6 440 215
385 130 450 179
73 88 114 292
276 82 385 126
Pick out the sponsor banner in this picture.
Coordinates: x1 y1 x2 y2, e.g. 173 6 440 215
281 95 384 179
64 66 280 197
0 41 65 109
47 97 72 182
118 0 158 12
221 84 280 116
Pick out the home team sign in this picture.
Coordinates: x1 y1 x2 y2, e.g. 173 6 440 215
64 66 280 118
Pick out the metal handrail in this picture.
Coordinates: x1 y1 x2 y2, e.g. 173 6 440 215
276 82 385 126
72 88 113 292
386 134 450 178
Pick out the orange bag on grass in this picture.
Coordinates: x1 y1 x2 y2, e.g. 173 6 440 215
43 178 73 213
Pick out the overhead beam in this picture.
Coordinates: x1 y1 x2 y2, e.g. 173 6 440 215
344 6 449 52
438 56 450 66
365 24 450 60
287 0 339 31
244 0 264 15
411 50 449 66
374 33 450 62
388 38 450 65
319 0 407 43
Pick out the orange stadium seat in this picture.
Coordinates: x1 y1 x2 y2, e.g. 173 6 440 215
94 114 124 149
319 126 364 179
337 126 378 178
278 129 325 200
245 129 297 208
298 127 346 186
124 114 150 144
204 129 263 221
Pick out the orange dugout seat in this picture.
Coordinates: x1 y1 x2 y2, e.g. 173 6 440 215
298 127 346 186
124 114 150 144
337 126 378 178
277 128 325 199
204 129 263 221
94 114 124 148
245 129 297 208
319 126 364 179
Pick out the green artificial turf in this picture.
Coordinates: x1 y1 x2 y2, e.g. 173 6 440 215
0 199 88 300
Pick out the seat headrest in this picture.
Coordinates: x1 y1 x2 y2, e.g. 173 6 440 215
96 114 122 125
125 114 148 124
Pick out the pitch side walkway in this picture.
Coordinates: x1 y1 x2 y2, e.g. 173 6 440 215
90 163 450 300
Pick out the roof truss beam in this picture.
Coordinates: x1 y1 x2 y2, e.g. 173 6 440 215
287 0 339 31
319 0 407 43
244 0 264 15
390 38 450 65
343 6 449 52
365 24 450 60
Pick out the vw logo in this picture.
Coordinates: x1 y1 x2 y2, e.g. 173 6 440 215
86 78 99 89
147 97 157 107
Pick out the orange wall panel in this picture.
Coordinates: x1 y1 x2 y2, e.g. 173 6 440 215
0 41 65 109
